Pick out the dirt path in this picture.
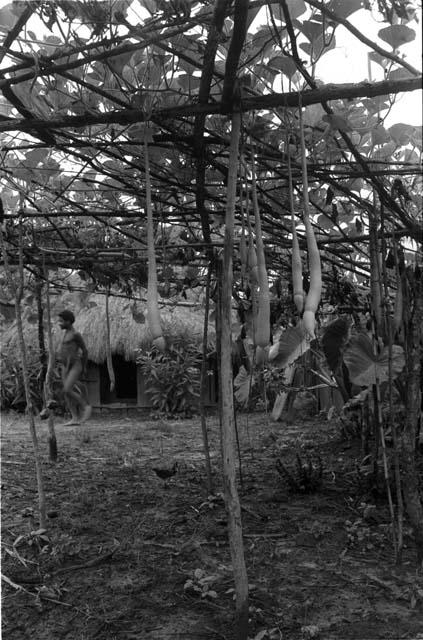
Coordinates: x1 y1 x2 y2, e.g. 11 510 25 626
1 411 423 639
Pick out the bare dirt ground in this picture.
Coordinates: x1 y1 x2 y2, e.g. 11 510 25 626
1 410 423 640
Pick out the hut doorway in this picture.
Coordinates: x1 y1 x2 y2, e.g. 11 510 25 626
99 354 137 405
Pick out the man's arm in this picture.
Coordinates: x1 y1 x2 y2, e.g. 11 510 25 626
74 332 88 372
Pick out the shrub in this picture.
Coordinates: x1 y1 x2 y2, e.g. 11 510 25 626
1 348 64 413
137 339 201 416
1 348 43 412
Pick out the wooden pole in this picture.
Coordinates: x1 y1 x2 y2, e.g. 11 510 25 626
220 102 249 639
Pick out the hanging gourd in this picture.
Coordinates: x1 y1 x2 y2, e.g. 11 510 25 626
299 107 321 340
239 162 248 282
145 129 165 352
251 147 270 352
287 135 305 314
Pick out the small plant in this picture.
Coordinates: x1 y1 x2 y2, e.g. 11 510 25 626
276 453 323 493
13 528 50 553
137 339 202 415
184 568 218 600
344 517 388 551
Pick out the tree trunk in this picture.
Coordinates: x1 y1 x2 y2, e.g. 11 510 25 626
220 105 249 639
401 266 423 565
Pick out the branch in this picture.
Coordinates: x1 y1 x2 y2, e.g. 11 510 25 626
304 0 421 77
221 0 250 107
0 77 420 134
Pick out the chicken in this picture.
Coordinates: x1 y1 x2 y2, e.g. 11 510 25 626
152 461 178 481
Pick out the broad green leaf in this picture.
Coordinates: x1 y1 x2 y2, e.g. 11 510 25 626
328 0 364 19
302 103 326 127
277 0 306 20
268 55 298 78
368 51 390 68
378 24 415 49
234 365 254 406
388 123 416 146
268 323 309 368
388 67 416 81
371 125 390 146
322 114 351 132
344 333 405 386
317 214 334 231
0 3 25 32
300 34 337 59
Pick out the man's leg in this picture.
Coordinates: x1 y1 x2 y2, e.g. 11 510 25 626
63 362 85 424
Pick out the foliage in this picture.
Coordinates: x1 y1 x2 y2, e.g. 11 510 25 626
137 339 202 415
1 348 64 413
343 333 405 386
184 568 218 600
276 453 323 493
1 348 43 412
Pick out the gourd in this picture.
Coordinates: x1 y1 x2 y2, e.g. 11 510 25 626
299 108 321 339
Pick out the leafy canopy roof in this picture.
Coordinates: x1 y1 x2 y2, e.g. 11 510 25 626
0 0 421 296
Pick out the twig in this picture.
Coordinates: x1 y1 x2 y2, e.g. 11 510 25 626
50 547 118 575
1 572 30 592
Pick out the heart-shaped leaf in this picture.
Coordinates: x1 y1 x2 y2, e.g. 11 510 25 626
344 333 405 386
234 365 254 406
268 323 309 368
378 25 415 49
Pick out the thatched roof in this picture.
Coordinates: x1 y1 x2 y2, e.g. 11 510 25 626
1 293 215 364
75 295 213 363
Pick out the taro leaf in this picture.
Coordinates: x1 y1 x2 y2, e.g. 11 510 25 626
268 323 309 368
234 365 254 406
378 25 415 49
344 334 405 386
322 317 350 372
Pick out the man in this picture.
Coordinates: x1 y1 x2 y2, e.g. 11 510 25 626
58 309 92 425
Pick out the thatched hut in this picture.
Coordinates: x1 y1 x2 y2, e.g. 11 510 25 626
1 292 217 410
75 295 216 408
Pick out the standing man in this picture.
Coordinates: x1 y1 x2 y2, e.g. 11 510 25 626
58 309 92 425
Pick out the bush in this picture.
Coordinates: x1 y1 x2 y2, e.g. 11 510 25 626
1 348 64 413
1 348 44 412
137 340 202 416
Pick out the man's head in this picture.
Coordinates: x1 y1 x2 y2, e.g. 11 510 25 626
58 309 75 328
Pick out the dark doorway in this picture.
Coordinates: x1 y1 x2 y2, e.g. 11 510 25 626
99 355 137 404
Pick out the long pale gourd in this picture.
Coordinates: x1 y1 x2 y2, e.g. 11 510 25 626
239 164 248 280
251 150 270 350
287 141 304 313
145 133 165 352
299 108 321 339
